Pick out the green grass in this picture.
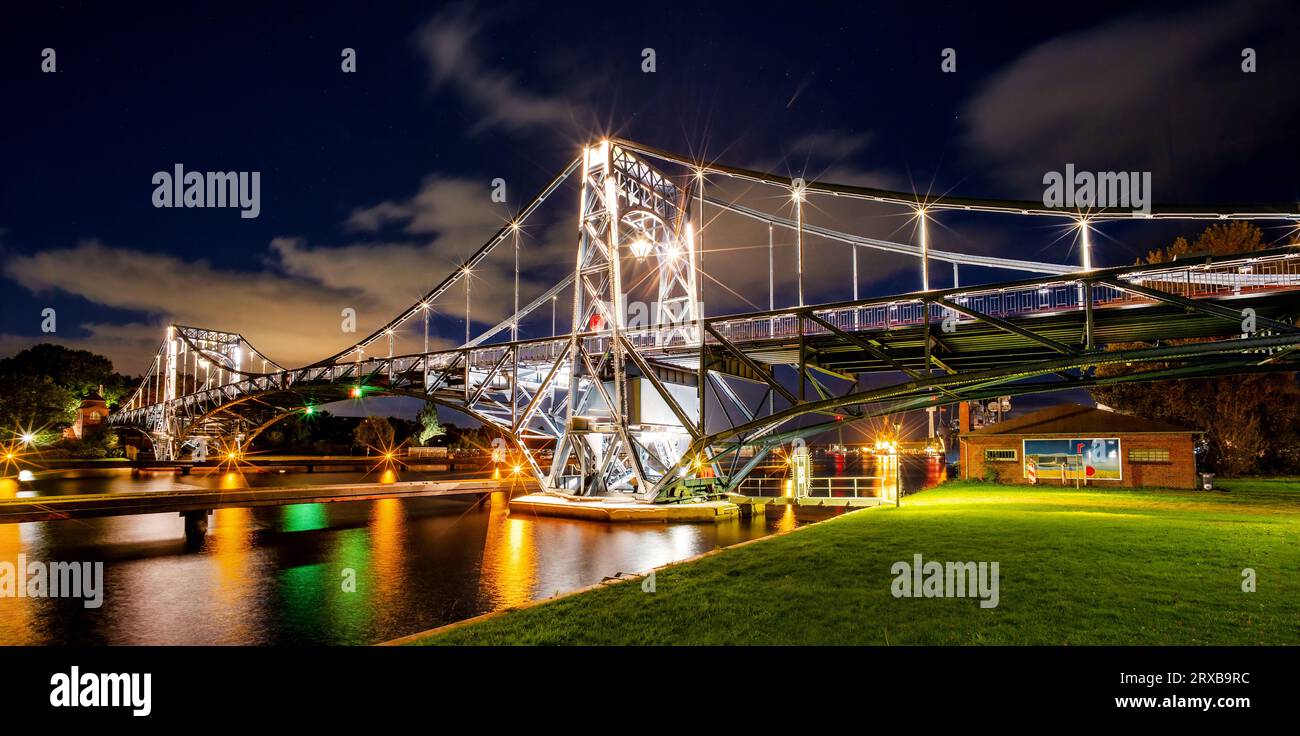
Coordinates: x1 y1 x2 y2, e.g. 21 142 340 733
405 479 1300 645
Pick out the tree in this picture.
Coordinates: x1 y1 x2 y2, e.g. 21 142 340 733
352 416 395 454
63 425 122 459
416 403 447 446
1091 222 1300 475
0 374 78 433
0 343 137 407
1139 220 1264 265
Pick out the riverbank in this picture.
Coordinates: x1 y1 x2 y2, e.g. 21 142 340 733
399 479 1300 645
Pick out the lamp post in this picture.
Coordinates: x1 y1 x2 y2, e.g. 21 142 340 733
463 267 471 345
895 421 903 507
917 208 930 292
512 223 521 342
793 179 806 307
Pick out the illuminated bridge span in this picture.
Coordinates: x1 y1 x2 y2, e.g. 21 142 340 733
111 139 1300 502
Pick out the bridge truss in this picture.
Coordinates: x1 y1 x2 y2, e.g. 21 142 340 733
112 139 1300 501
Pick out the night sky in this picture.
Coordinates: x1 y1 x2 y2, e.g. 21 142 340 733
3 0 1299 388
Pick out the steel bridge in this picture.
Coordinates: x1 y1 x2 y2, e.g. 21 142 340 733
110 139 1300 502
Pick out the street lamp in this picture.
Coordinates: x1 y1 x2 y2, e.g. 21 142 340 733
895 421 903 507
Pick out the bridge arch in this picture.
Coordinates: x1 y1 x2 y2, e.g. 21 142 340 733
165 382 529 462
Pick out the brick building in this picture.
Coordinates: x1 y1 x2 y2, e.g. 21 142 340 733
959 403 1199 489
62 388 109 440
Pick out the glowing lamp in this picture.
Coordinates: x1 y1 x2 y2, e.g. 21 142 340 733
20 433 35 444
349 387 363 398
628 238 653 261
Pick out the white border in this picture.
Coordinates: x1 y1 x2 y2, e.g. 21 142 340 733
1021 437 1123 482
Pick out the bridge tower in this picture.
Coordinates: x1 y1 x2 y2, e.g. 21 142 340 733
130 325 261 461
147 326 179 461
546 141 704 498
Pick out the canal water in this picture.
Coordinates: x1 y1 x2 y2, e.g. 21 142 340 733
0 457 943 645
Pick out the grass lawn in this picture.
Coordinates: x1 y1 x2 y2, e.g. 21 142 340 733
405 479 1300 645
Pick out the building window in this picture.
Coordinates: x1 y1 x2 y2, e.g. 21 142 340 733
1129 448 1170 463
984 448 1017 462
89 411 101 421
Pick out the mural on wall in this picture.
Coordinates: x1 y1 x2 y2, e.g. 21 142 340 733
1022 438 1122 481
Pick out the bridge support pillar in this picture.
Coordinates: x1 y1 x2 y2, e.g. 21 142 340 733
181 510 210 542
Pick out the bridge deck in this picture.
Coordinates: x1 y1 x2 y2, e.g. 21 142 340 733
718 292 1300 374
0 479 525 524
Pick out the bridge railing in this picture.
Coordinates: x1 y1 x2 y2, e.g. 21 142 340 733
733 475 885 498
733 476 788 497
805 476 885 498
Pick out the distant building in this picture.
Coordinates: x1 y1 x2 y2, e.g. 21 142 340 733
63 388 109 440
959 403 1199 489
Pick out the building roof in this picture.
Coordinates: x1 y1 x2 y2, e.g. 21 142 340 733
965 403 1197 436
80 390 106 405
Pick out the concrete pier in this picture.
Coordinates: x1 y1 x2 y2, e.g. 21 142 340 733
181 509 209 541
509 493 740 523
0 479 519 527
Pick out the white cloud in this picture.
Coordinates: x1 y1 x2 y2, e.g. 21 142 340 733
962 1 1296 195
4 239 380 369
344 176 508 235
2 171 579 374
414 5 581 133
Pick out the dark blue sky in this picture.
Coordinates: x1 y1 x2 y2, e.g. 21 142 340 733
2 0 1298 376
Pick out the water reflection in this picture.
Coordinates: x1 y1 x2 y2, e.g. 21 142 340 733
371 498 405 610
480 491 535 608
0 471 806 644
0 501 32 644
211 507 256 644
